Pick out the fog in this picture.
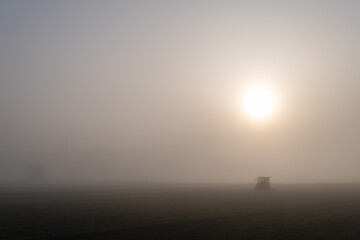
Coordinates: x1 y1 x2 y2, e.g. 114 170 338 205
1 0 360 184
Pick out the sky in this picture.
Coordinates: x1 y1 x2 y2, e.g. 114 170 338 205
1 0 360 183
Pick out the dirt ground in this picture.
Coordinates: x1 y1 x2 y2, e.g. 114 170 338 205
1 183 360 239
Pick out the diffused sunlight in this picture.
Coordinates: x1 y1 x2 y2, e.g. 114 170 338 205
242 86 276 120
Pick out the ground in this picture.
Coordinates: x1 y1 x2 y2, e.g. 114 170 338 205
1 183 360 239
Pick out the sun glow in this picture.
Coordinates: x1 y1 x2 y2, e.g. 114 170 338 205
243 86 276 120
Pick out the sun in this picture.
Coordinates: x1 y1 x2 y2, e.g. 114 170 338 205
243 86 276 119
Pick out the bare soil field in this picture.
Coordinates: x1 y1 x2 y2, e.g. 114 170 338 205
2 183 360 239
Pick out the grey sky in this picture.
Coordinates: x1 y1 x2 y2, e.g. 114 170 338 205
1 1 360 183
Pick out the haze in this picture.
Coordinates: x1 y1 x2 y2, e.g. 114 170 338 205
1 0 360 184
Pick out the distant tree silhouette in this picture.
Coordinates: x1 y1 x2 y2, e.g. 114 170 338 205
24 164 46 181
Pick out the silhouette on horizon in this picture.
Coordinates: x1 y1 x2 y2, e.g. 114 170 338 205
255 177 271 190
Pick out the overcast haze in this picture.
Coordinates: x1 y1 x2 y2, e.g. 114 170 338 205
1 0 360 184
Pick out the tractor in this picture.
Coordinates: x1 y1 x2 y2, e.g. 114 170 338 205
255 176 271 190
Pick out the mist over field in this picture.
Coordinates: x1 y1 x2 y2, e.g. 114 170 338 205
1 0 360 185
4 2 360 240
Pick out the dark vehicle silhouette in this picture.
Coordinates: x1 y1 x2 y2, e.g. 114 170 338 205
255 177 271 190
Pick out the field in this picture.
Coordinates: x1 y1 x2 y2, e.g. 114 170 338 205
2 183 360 239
